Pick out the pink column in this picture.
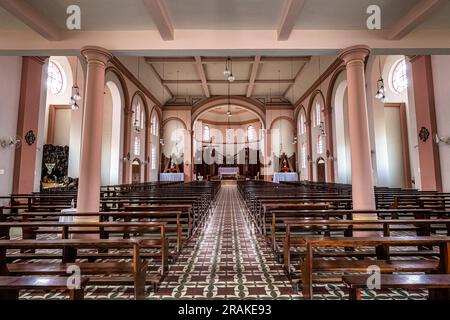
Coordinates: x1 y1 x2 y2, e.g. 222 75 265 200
409 56 442 192
13 57 48 194
339 46 376 210
77 47 113 213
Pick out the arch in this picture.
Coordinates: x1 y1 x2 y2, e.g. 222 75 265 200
106 67 132 184
102 80 123 186
131 91 150 182
191 96 266 128
131 91 150 124
162 117 188 130
269 116 294 131
131 158 142 184
326 66 347 114
294 105 307 126
307 90 326 120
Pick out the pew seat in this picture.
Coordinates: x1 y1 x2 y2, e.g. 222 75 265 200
342 274 450 300
0 276 89 300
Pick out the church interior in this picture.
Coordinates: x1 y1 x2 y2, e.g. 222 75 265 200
1 0 450 302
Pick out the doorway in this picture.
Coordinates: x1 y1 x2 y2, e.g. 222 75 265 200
132 159 141 184
317 157 326 183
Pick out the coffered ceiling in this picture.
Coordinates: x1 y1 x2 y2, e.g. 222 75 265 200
146 56 310 99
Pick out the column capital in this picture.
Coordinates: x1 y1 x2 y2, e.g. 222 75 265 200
81 46 113 66
339 45 371 64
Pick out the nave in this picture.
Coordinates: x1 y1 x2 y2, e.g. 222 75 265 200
9 183 437 301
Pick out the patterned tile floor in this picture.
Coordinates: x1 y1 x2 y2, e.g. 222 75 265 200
19 184 429 300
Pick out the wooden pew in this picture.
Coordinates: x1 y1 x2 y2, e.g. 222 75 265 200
342 274 450 300
0 276 89 300
0 238 149 299
283 219 450 273
298 236 450 299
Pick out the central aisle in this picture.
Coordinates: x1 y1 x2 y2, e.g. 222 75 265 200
149 184 300 299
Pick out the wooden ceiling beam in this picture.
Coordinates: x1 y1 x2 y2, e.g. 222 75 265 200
194 56 211 98
277 0 306 41
0 0 61 41
387 0 447 40
246 56 261 97
142 0 174 41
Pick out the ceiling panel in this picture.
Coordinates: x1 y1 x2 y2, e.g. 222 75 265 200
205 61 252 81
209 84 247 96
166 0 284 29
295 0 420 30
152 62 199 81
258 61 304 80
0 7 30 30
166 83 204 97
26 0 156 30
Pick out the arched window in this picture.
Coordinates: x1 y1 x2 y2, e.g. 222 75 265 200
301 143 307 169
151 146 156 170
317 135 324 154
134 136 141 156
315 102 322 127
47 61 65 95
140 108 145 129
247 125 255 141
391 59 407 94
203 125 210 142
134 102 141 128
151 114 158 136
300 113 306 135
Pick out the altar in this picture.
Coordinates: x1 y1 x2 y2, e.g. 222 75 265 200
218 167 240 179
160 173 185 182
273 172 299 184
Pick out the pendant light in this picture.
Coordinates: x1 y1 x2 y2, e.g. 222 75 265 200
224 58 231 77
375 56 387 103
70 58 81 110
227 58 235 83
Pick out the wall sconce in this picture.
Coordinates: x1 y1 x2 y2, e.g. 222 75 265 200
292 136 298 145
160 138 165 146
123 152 130 162
319 122 326 136
435 134 450 145
0 137 21 150
185 160 190 167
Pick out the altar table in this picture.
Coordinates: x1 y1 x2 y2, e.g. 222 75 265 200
273 172 299 184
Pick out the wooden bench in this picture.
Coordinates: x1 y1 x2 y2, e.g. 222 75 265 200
299 236 450 300
0 276 89 300
0 238 148 299
342 274 450 300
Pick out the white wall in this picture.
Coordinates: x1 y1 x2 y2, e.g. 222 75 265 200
0 57 22 197
432 55 450 192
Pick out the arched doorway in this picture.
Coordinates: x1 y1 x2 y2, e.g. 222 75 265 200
132 159 141 184
317 157 326 183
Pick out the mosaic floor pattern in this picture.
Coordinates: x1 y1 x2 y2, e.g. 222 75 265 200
19 185 429 300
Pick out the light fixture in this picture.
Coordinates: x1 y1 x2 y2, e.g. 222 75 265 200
319 122 326 136
69 58 82 111
160 138 165 146
226 58 235 82
435 134 450 145
224 58 232 77
375 56 387 103
0 137 21 150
